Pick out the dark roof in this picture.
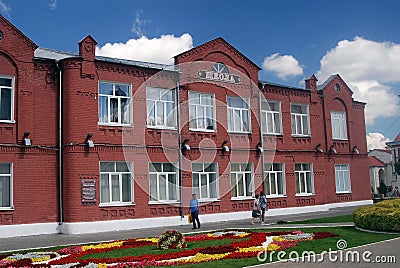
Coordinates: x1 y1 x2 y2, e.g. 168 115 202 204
259 80 307 91
34 47 176 71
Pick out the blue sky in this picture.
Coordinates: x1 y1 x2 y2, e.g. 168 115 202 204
1 0 399 149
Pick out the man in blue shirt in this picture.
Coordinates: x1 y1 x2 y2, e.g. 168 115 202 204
189 193 200 229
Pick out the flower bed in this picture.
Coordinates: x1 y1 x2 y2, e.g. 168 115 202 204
0 229 339 267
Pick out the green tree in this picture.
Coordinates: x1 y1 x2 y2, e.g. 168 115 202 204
378 181 388 195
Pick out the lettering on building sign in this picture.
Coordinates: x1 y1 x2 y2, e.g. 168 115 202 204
81 179 96 204
198 63 241 84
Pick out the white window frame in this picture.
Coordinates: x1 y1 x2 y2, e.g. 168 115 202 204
192 163 219 200
98 81 132 126
264 163 286 197
291 103 310 137
331 111 347 140
261 100 282 135
335 164 351 193
295 163 314 195
0 163 13 210
146 87 176 129
149 163 179 203
188 91 216 132
0 76 14 123
100 162 134 205
227 96 251 133
230 163 254 199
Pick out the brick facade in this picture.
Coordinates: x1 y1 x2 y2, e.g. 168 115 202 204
0 16 371 235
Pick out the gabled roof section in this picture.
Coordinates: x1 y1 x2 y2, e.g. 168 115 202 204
0 15 37 50
175 37 261 70
317 74 353 95
369 156 385 167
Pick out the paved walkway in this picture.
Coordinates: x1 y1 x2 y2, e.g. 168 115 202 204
1 205 358 252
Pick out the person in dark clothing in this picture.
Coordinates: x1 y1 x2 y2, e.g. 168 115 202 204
259 191 267 224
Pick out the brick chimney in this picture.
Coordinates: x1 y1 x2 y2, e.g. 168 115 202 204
305 74 318 91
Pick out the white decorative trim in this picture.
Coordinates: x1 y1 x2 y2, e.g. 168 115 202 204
0 200 373 238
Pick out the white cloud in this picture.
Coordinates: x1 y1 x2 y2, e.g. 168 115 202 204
316 37 400 125
96 34 193 65
131 10 150 37
262 53 303 80
48 0 57 10
367 132 391 150
0 0 11 17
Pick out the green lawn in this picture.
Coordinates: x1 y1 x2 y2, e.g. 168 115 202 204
285 214 353 224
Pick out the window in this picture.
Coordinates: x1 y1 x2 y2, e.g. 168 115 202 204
261 101 282 134
189 92 215 131
0 77 13 122
227 97 250 132
295 163 314 194
291 103 310 136
192 163 218 200
98 82 131 125
335 164 351 193
331 111 347 140
100 162 133 204
0 163 12 209
230 163 253 198
264 163 285 196
149 163 178 202
146 87 176 128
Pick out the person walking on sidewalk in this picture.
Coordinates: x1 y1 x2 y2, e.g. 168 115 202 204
190 193 201 229
251 194 261 224
259 191 267 224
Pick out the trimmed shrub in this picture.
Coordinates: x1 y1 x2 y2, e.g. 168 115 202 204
353 199 400 232
157 230 186 250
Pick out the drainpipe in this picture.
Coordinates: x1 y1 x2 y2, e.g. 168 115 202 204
175 72 183 219
56 61 63 231
258 83 265 192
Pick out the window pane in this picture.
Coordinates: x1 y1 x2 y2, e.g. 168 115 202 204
209 173 217 198
168 174 177 200
159 175 167 200
295 173 300 193
231 173 237 197
121 99 130 124
100 174 110 203
99 83 113 95
245 173 252 196
192 163 202 172
100 162 115 172
189 105 196 128
156 102 164 125
277 173 284 194
149 174 157 201
149 163 161 172
163 163 174 172
116 162 129 172
147 100 155 126
0 88 12 120
161 90 173 101
273 113 281 133
270 173 276 195
200 174 207 199
99 96 108 123
147 87 159 100
231 163 240 172
0 176 11 207
110 98 119 123
302 116 309 134
242 110 249 132
234 110 241 131
237 174 244 196
116 84 129 97
111 175 120 202
122 174 132 202
265 175 271 195
205 163 215 172
306 173 312 193
0 163 10 174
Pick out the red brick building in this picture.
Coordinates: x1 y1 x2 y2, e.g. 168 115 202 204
0 16 371 237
